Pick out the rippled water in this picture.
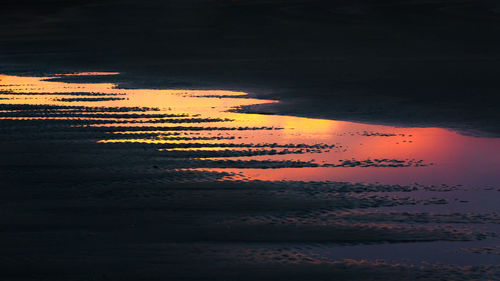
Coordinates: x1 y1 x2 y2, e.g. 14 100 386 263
2 72 500 275
1 72 498 187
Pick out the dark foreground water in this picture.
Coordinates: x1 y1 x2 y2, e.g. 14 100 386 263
0 72 499 280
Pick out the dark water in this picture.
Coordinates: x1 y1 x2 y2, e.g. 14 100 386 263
1 72 499 279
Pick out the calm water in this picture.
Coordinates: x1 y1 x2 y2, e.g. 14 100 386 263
1 72 498 187
1 72 500 268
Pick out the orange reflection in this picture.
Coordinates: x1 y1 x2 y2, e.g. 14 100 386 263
1 72 499 187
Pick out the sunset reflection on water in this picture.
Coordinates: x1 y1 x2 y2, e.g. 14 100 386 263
1 72 499 187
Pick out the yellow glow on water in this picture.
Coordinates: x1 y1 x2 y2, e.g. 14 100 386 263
0 74 246 96
1 72 499 186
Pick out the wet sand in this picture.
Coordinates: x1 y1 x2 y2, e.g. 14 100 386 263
1 0 500 136
1 73 499 280
1 1 500 280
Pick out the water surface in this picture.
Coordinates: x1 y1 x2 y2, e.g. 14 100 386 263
1 72 498 187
